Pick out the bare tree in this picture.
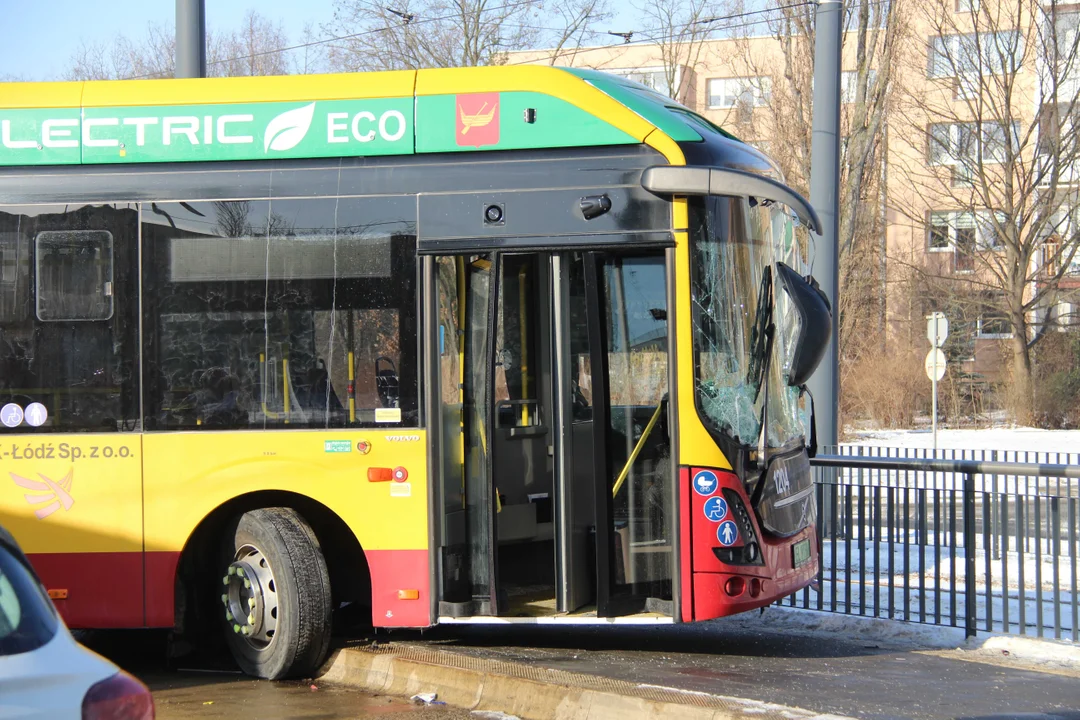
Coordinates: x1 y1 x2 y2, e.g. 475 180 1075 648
66 23 175 80
894 0 1080 424
631 0 718 104
326 0 609 71
533 0 613 66
325 0 536 71
214 201 253 238
211 11 293 77
721 0 903 396
65 11 303 81
293 22 331 75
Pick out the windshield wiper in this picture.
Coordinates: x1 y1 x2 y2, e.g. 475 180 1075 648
746 265 774 402
747 264 778 505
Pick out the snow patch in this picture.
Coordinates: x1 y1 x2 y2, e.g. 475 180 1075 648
716 605 1080 673
845 428 1080 457
635 683 858 719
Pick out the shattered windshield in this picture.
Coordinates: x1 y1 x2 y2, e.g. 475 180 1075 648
690 195 806 449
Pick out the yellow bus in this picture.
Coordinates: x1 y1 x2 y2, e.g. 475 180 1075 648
0 66 831 679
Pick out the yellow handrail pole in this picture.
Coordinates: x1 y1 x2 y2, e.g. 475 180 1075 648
611 401 664 499
259 352 282 419
283 357 290 424
456 257 467 508
347 350 356 423
518 264 529 426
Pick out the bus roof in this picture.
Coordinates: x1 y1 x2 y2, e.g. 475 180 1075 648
0 66 737 168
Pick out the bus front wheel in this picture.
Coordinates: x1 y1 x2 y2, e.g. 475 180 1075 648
219 507 332 679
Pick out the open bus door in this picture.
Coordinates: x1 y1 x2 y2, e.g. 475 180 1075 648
432 250 673 621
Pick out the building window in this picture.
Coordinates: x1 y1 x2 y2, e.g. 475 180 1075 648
1053 14 1080 100
956 0 979 12
840 70 878 103
707 77 771 109
929 210 1006 258
928 32 1023 80
929 121 1017 184
607 67 676 98
928 121 1016 168
1054 301 1077 329
930 212 953 250
976 308 1012 338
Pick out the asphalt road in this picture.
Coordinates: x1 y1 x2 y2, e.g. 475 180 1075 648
80 620 1080 720
391 620 1080 720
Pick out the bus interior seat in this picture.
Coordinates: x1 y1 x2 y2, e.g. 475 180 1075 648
305 360 343 412
375 356 399 408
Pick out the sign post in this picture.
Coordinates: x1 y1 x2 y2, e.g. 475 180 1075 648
925 312 948 452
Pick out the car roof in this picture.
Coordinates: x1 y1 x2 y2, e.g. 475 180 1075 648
0 524 37 577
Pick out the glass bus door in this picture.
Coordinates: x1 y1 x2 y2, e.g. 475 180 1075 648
434 250 673 619
582 251 673 617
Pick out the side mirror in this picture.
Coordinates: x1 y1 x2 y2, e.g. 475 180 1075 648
775 262 832 388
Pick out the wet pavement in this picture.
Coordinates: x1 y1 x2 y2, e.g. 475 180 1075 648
78 631 475 720
144 671 474 720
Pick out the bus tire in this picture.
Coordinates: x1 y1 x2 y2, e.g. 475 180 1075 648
219 507 332 679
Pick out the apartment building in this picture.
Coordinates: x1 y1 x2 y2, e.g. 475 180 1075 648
511 0 1080 387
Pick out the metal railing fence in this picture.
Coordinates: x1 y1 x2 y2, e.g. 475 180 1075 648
778 451 1080 641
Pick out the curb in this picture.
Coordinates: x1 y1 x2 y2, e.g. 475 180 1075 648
319 643 855 720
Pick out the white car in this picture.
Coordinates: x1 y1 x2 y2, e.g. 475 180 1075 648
0 526 155 719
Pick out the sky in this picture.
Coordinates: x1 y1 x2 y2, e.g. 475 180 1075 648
1 0 650 82
1 0 339 81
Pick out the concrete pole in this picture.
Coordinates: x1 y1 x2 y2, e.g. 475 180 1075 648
807 0 843 451
175 0 207 79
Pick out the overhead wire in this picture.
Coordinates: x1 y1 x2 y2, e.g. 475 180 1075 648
122 0 538 79
505 0 893 65
125 0 892 79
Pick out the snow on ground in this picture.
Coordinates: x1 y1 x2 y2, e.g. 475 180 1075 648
721 604 1080 671
844 427 1080 459
749 427 1080 666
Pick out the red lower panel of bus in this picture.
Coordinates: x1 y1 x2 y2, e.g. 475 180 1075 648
681 466 818 621
692 550 817 619
27 552 149 628
364 549 430 627
28 548 431 630
146 551 182 627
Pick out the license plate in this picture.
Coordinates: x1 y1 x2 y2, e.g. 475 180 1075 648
793 538 811 568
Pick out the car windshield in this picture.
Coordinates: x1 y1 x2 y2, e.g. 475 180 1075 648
689 194 806 449
0 539 59 656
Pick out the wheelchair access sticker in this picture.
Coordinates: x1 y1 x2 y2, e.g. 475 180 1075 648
703 496 729 522
692 470 718 496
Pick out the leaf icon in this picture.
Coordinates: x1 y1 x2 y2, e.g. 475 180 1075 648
264 102 316 153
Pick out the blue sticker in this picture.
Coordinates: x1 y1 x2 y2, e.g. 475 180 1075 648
703 496 729 522
717 520 739 547
692 470 718 496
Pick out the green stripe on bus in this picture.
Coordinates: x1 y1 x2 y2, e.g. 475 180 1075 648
0 98 415 166
563 68 704 144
